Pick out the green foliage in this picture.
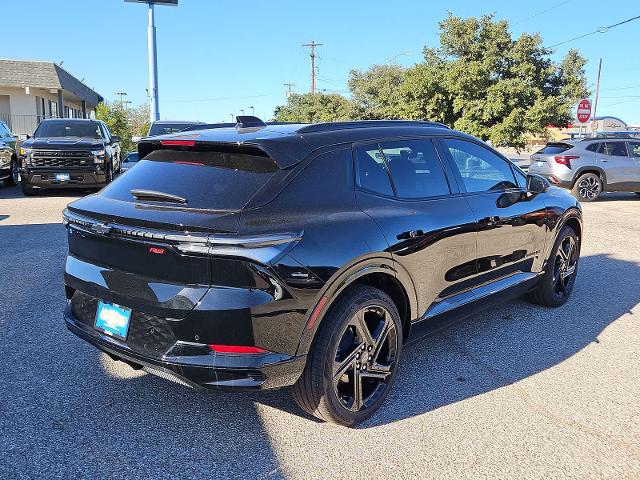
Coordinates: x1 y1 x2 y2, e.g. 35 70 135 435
95 102 150 153
272 14 589 148
274 93 353 123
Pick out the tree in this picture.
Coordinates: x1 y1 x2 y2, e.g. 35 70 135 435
271 14 589 148
273 93 353 123
96 102 150 154
348 64 405 119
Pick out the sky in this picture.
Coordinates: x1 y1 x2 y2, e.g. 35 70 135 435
2 0 639 124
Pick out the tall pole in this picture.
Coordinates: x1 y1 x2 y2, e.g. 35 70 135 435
592 58 602 136
302 41 323 94
284 83 295 104
147 2 160 122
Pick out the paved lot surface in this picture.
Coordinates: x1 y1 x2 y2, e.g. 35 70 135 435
1 184 639 479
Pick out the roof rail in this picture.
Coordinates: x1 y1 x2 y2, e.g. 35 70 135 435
182 122 236 132
580 134 637 140
297 120 451 134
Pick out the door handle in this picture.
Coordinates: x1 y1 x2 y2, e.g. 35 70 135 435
397 229 424 240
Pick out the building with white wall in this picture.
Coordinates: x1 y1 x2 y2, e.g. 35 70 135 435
0 59 103 135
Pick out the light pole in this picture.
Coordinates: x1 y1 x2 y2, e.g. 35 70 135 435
248 106 255 116
385 51 413 64
240 109 245 116
125 1 178 122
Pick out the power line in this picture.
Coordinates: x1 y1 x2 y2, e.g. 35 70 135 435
163 93 282 104
511 0 573 26
548 14 640 48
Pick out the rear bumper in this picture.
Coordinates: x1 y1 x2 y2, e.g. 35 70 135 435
22 168 107 188
64 303 307 391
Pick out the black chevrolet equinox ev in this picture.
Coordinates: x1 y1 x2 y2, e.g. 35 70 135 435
63 118 582 426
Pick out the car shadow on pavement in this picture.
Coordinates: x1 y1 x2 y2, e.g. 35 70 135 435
1 220 638 477
0 184 96 199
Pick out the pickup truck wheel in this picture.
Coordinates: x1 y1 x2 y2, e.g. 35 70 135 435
105 163 114 183
4 156 19 186
21 180 37 196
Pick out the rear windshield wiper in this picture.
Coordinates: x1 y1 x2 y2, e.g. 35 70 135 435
130 189 188 204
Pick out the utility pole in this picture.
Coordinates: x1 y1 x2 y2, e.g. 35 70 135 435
302 41 323 94
115 92 128 107
284 83 295 104
592 58 602 136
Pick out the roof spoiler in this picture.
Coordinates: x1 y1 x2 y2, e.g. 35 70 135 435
236 116 267 128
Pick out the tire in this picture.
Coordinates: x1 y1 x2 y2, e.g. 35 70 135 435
4 156 19 186
635 192 640 197
114 154 122 174
105 162 114 184
572 172 603 202
528 225 579 307
21 180 37 196
292 285 403 426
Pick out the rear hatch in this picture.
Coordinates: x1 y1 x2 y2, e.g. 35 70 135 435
64 142 282 319
530 142 576 167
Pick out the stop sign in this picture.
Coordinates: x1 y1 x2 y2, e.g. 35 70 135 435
577 99 592 123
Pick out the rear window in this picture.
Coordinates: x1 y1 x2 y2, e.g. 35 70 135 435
101 146 278 211
536 143 573 154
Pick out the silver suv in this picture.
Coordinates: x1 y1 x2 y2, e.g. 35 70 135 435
528 137 640 201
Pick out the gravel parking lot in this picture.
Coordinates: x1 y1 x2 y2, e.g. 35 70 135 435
1 185 639 479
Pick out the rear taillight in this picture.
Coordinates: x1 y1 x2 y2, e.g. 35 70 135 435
554 155 578 167
208 344 268 354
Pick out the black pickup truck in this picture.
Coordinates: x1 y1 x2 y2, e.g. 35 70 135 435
18 118 121 196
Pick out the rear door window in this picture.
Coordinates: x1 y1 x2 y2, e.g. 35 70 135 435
379 139 450 198
354 144 394 196
598 142 628 157
586 143 600 152
102 146 278 211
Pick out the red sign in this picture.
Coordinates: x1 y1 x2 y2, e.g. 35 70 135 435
577 99 592 123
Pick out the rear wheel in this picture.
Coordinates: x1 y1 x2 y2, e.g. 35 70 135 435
293 285 403 426
4 157 19 186
529 225 579 307
572 173 602 202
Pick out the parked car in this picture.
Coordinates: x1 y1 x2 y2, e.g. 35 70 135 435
18 118 121 196
132 120 205 143
62 119 582 426
528 136 640 201
0 120 19 186
121 151 139 172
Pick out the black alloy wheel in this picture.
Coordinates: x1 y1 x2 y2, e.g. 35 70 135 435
529 225 579 307
293 285 403 426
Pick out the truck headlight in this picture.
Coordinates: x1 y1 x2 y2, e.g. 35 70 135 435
92 149 107 163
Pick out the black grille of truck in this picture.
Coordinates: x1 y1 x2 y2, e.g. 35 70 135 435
31 150 94 168
70 290 177 357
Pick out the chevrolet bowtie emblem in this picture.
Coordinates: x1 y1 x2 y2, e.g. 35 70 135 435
91 223 112 235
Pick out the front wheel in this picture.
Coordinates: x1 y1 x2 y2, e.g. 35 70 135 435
4 157 19 186
572 173 602 202
21 180 37 196
528 225 580 307
293 285 403 426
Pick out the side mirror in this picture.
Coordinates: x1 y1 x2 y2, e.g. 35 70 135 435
527 174 549 195
110 135 121 143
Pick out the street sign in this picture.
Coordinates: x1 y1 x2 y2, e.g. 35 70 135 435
577 99 592 123
125 0 178 5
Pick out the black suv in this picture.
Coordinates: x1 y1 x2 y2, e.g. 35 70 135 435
19 118 121 195
63 118 582 426
0 121 19 186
